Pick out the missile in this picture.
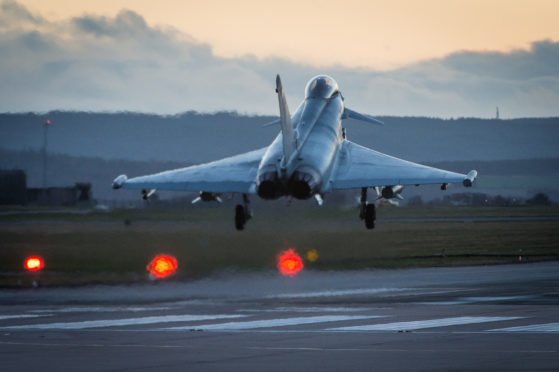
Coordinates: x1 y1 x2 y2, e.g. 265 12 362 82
463 170 478 187
381 185 404 200
141 189 157 200
192 191 222 204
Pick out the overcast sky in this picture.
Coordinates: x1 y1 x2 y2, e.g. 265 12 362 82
1 0 558 117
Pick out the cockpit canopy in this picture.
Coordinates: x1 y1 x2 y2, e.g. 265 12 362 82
304 75 339 99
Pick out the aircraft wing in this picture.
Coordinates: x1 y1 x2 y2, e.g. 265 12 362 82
330 140 473 190
113 148 267 193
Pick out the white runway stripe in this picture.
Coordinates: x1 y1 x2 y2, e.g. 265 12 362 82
2 314 245 330
328 316 523 331
417 296 533 306
29 306 172 313
0 314 47 321
238 307 374 313
268 288 408 299
490 323 559 333
167 315 385 331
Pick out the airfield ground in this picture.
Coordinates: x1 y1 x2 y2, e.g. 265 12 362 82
0 205 558 287
1 204 559 371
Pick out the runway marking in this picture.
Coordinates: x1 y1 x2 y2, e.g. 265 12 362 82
490 323 559 333
238 307 378 313
415 301 469 305
247 346 557 354
417 296 533 306
2 314 245 330
0 314 48 321
328 316 524 332
0 341 188 349
29 306 172 313
462 296 532 302
166 315 385 331
268 288 409 299
0 341 555 354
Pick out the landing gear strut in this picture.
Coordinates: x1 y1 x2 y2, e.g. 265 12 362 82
359 187 376 229
235 194 252 231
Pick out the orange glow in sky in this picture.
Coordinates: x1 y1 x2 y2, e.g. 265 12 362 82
147 255 178 278
24 256 44 271
16 0 559 70
277 249 304 277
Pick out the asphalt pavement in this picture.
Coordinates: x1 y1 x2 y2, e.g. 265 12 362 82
1 262 558 371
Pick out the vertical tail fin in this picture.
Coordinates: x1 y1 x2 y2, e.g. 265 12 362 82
276 74 296 163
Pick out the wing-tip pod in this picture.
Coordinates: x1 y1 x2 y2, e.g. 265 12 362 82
112 174 128 189
462 170 478 187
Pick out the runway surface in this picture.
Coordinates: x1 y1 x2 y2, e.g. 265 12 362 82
1 262 558 371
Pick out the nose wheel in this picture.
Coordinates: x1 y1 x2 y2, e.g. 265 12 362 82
234 194 252 231
359 187 376 229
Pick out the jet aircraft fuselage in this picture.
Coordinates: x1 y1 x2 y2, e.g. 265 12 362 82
257 75 344 200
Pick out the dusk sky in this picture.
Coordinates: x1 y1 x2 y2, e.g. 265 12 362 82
2 0 559 117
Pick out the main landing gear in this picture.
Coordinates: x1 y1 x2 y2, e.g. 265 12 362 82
359 187 376 229
235 194 252 231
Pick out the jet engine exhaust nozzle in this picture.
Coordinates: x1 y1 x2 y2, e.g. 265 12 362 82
289 167 321 200
257 171 283 200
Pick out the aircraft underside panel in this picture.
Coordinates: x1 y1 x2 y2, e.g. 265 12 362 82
330 140 467 190
120 148 267 193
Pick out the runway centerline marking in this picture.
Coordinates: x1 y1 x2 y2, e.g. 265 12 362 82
29 306 173 313
0 314 49 321
246 346 557 353
489 322 559 333
328 316 524 332
2 314 245 330
238 307 379 313
267 288 409 299
166 315 386 331
416 296 534 306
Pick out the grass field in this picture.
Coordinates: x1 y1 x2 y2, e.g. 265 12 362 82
1 205 558 287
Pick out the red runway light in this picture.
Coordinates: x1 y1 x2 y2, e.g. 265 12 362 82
24 256 44 271
147 255 178 278
277 249 304 277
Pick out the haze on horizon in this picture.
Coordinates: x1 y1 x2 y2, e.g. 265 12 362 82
2 0 559 117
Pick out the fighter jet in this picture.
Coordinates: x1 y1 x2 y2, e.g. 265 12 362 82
113 75 477 230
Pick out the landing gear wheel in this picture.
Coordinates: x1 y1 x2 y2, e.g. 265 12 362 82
235 204 246 231
234 194 252 231
364 203 376 229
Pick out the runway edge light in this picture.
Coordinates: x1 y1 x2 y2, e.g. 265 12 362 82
24 256 44 272
147 255 178 279
277 249 304 277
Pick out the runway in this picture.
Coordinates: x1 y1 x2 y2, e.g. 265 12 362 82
1 262 558 371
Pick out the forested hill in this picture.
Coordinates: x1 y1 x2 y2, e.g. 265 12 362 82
2 148 558 202
1 112 558 163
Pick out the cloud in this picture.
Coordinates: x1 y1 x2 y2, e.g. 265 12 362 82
73 10 149 37
0 1 558 118
0 0 43 28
